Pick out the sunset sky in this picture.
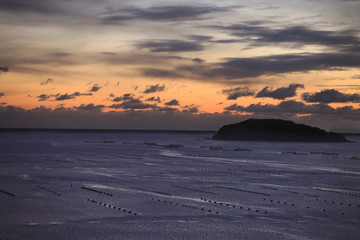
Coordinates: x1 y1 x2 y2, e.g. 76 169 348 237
0 0 359 132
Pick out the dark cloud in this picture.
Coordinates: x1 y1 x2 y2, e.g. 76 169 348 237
112 93 135 102
165 99 180 106
89 84 101 92
145 96 161 103
142 68 181 78
74 103 105 111
0 66 9 73
109 99 156 110
213 24 360 49
155 107 178 112
101 5 229 24
256 84 304 100
55 93 76 101
37 94 52 101
302 89 360 103
48 52 72 58
109 97 180 112
352 75 360 79
101 52 116 56
182 106 199 113
212 53 360 79
40 78 53 85
140 52 360 81
36 92 94 102
224 100 360 122
100 52 187 67
144 84 165 94
138 40 204 52
55 92 92 101
0 92 5 97
187 35 213 42
1 104 359 132
222 87 255 100
192 58 204 63
0 0 65 14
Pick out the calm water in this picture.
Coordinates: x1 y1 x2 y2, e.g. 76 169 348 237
1 130 359 239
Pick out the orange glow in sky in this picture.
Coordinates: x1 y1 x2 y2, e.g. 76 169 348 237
1 0 360 131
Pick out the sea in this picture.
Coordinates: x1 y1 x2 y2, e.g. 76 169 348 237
0 129 359 240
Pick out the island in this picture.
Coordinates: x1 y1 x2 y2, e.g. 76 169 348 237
213 118 348 142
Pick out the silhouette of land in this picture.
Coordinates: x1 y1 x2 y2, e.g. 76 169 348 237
213 119 348 142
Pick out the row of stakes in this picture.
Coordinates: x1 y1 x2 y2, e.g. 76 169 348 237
213 185 270 196
37 185 61 196
243 169 320 176
196 168 237 175
87 199 138 216
151 198 220 214
130 187 172 196
230 167 360 177
314 169 359 176
171 185 219 196
227 167 322 176
200 197 268 214
262 198 295 207
262 198 350 215
261 186 319 198
314 188 360 198
315 198 360 208
285 190 318 198
81 186 113 196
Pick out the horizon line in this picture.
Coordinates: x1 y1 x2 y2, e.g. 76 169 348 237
0 127 359 135
0 127 217 133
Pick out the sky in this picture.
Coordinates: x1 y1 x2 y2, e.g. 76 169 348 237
0 0 359 132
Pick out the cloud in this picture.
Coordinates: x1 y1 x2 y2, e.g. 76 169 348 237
144 84 165 93
182 106 199 113
302 89 360 103
101 5 229 24
0 66 9 73
55 92 92 101
37 94 52 101
212 53 360 79
140 52 360 81
74 103 105 111
187 35 213 42
1 104 359 132
155 107 178 112
0 92 5 97
142 68 181 78
137 40 204 52
109 97 180 112
145 96 161 103
37 92 93 102
100 52 188 67
48 52 72 58
192 58 204 63
0 0 66 14
89 84 101 92
112 93 135 102
40 78 53 85
222 87 255 100
164 99 180 106
213 24 360 49
224 100 360 121
109 99 157 110
256 84 304 100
